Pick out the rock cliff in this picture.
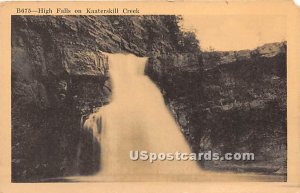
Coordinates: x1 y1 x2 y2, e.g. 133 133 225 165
147 42 287 176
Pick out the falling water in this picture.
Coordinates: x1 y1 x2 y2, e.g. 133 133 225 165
83 53 200 178
67 53 283 182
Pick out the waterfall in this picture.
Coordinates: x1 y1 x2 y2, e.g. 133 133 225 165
68 53 270 181
80 53 200 177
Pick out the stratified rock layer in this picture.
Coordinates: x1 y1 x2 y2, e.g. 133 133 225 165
147 42 287 176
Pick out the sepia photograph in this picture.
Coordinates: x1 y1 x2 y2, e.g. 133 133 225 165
11 14 287 182
0 1 300 193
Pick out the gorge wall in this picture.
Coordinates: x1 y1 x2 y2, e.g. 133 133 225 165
146 42 287 175
11 15 200 182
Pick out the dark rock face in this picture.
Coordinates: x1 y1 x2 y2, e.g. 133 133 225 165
11 15 199 182
11 17 110 181
147 42 287 176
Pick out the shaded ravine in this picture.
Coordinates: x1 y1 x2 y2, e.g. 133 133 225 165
61 53 284 182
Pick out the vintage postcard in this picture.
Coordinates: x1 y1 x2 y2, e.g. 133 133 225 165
0 0 299 193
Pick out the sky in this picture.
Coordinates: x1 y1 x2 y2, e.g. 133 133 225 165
181 15 286 51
